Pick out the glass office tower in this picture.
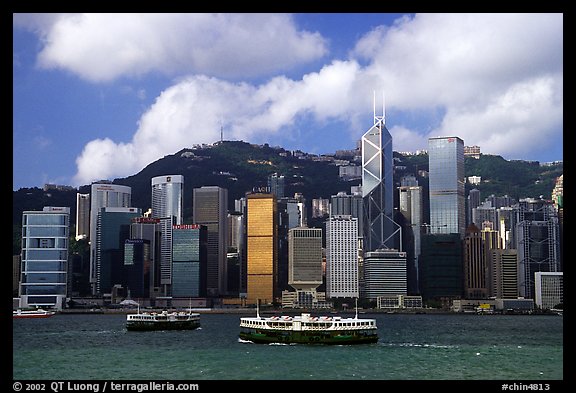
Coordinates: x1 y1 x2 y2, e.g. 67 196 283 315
20 207 70 310
428 136 465 237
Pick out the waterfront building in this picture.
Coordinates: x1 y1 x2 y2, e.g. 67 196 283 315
361 99 400 251
246 193 277 305
171 224 207 298
463 224 487 299
330 191 364 236
516 198 560 299
75 193 90 240
130 217 161 298
151 175 184 225
89 183 132 295
363 249 407 300
428 136 465 237
123 239 151 299
95 207 141 295
20 207 70 310
534 272 563 310
326 215 359 299
490 249 518 299
192 186 229 297
419 233 464 301
13 255 20 296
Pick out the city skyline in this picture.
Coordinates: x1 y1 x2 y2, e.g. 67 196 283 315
13 13 563 191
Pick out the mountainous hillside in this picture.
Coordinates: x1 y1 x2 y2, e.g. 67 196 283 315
13 140 562 253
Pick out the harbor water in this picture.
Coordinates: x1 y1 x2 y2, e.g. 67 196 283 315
12 312 563 381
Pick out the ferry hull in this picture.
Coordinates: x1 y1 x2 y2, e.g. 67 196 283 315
126 320 200 331
239 328 378 345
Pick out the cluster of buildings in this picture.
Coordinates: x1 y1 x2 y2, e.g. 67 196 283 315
14 108 563 313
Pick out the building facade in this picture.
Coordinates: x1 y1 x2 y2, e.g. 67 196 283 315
151 175 184 225
171 224 207 298
363 249 407 300
246 193 277 305
361 106 399 251
326 215 359 299
428 136 465 237
89 183 132 294
288 227 323 291
192 186 229 297
20 207 70 310
75 193 90 241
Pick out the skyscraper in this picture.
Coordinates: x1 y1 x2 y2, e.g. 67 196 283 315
517 198 560 299
192 186 229 297
75 193 90 241
326 215 359 299
171 224 207 298
361 100 399 251
151 175 184 225
288 227 323 291
363 249 407 300
89 183 132 295
95 207 141 295
428 136 465 237
246 193 277 304
20 207 70 310
398 184 423 294
463 224 487 299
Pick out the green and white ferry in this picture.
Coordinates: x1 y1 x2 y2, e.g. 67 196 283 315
126 308 200 331
239 306 378 345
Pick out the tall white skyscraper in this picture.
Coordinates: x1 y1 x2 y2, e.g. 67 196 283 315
151 175 184 225
326 215 359 299
428 136 465 236
89 183 132 294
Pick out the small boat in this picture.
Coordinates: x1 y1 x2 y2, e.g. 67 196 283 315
126 304 200 331
13 308 56 319
239 300 378 345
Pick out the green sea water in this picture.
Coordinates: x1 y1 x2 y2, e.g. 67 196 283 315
12 313 563 381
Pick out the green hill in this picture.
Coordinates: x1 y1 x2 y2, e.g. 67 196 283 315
12 141 562 254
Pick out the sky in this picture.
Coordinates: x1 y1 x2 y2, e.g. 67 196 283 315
12 13 563 191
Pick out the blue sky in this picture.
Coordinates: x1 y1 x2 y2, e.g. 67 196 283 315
13 13 563 191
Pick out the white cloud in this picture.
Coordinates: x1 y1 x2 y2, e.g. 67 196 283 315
15 13 327 82
67 13 563 185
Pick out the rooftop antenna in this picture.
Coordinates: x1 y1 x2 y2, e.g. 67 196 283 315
373 90 386 126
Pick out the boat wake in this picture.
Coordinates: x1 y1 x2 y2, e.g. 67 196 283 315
238 337 254 344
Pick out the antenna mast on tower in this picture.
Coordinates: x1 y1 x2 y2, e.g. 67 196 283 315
373 91 385 126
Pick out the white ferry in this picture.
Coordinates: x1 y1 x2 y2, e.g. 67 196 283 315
13 308 56 319
239 305 378 345
126 309 200 331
